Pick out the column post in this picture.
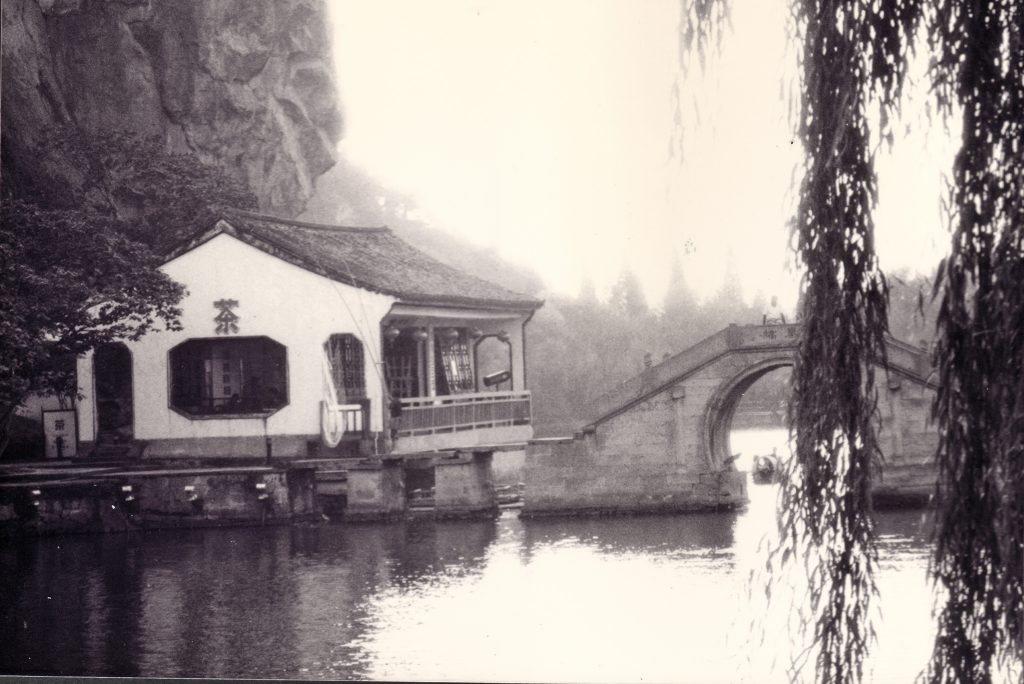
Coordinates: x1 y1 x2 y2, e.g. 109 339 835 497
426 324 436 397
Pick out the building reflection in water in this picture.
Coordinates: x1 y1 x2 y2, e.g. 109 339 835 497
1 534 146 676
137 528 303 678
0 518 500 679
0 495 939 682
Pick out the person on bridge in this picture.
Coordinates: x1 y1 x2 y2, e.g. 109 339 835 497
763 296 787 325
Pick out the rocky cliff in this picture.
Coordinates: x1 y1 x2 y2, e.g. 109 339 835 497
2 0 342 216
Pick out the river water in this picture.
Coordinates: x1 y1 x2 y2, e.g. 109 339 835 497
1 430 945 682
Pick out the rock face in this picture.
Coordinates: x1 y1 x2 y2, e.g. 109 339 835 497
2 0 342 216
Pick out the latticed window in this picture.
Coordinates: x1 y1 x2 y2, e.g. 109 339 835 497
384 334 419 399
437 332 474 394
326 334 366 401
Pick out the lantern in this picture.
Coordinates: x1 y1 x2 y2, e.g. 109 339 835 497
411 329 429 342
384 325 401 341
442 328 460 341
468 328 484 339
497 330 510 342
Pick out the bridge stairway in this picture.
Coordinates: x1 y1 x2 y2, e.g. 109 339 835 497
584 327 738 428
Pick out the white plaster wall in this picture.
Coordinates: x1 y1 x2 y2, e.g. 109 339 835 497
76 350 96 442
78 233 396 442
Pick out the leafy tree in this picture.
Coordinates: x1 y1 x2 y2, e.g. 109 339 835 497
0 127 260 457
0 200 184 455
25 128 257 249
678 0 1022 681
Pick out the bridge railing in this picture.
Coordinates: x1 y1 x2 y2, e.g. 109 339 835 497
584 323 933 428
725 323 801 348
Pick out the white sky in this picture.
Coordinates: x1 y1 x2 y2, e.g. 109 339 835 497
327 0 955 310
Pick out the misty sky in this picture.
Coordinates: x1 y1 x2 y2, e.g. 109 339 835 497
327 0 956 311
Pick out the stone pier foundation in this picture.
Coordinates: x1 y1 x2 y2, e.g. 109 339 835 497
344 458 405 521
522 436 747 517
434 451 498 519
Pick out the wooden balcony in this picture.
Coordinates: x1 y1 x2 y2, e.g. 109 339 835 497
395 390 531 437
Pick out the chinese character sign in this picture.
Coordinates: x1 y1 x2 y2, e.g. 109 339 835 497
43 409 77 459
214 299 240 334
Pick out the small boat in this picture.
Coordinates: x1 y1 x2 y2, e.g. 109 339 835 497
751 453 781 485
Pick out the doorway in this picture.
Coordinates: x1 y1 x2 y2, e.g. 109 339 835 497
94 343 134 442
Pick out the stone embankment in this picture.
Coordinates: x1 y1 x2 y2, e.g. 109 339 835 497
0 461 318 536
0 448 508 535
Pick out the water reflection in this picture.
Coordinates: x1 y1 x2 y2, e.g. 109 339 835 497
522 511 737 560
1 533 146 676
1 481 942 682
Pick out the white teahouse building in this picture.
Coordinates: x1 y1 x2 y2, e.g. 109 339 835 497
76 210 542 460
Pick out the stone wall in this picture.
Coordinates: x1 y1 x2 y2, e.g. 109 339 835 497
524 435 747 516
874 375 939 505
344 459 405 521
0 466 318 536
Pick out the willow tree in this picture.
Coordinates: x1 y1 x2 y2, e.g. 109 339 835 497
678 0 1022 682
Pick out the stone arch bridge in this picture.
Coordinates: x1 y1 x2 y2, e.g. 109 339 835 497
523 324 938 517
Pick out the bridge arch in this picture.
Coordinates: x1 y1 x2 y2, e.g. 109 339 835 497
526 325 939 517
703 355 793 470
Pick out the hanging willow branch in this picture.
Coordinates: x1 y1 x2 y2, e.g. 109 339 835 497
776 1 921 680
927 0 1024 680
670 0 730 160
673 0 1022 680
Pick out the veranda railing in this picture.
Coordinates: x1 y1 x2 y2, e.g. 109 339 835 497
395 390 531 435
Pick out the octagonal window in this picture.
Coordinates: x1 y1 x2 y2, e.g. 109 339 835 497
170 337 287 417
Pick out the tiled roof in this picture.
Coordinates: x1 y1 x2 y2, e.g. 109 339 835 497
165 209 542 311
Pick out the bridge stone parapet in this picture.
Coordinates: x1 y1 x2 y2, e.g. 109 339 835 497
524 324 939 517
726 322 802 349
